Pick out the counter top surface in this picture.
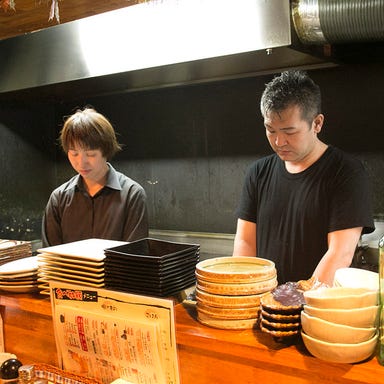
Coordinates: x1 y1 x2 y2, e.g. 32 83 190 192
175 302 383 383
0 292 383 383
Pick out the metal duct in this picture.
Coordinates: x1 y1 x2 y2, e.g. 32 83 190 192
292 0 384 45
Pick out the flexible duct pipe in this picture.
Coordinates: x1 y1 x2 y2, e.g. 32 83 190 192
292 0 384 45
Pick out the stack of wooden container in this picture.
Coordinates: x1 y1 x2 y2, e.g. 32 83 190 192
195 256 277 329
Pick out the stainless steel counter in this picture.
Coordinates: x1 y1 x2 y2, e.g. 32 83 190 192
149 229 234 261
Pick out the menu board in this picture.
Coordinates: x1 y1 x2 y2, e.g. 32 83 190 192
50 282 180 384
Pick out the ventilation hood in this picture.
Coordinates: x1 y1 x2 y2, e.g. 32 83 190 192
0 0 339 99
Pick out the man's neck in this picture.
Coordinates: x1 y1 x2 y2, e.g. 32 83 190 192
285 142 328 174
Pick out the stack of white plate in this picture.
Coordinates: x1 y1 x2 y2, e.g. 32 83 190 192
37 238 127 295
0 256 39 293
195 256 277 329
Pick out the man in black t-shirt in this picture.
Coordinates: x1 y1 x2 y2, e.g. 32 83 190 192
233 70 374 285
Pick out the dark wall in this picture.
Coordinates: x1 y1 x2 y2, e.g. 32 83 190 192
0 61 383 240
55 62 384 233
0 103 55 240
54 75 273 233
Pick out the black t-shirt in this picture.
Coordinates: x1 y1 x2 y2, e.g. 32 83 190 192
236 146 375 283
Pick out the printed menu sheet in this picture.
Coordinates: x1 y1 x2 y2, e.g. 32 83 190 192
49 282 180 384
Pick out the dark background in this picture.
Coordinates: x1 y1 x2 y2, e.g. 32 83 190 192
0 62 383 241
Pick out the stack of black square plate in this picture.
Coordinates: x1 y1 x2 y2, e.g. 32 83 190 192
104 237 200 297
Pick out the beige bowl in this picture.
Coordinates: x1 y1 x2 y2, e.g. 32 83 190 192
301 311 376 344
196 276 277 296
195 288 268 308
196 256 276 283
301 331 378 364
303 304 379 328
303 287 378 309
197 311 258 330
334 267 379 291
197 302 260 320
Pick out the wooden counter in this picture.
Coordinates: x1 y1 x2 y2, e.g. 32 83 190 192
0 293 57 366
0 293 383 383
176 303 383 384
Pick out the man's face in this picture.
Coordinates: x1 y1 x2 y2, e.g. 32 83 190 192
264 105 323 164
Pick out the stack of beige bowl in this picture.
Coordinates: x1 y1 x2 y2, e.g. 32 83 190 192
301 284 379 364
195 256 277 329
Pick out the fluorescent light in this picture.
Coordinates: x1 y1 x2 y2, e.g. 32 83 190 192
79 0 291 76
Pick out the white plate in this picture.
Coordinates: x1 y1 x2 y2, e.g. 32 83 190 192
0 278 36 286
40 264 104 278
0 284 39 293
37 238 127 261
38 269 104 283
0 271 37 279
38 254 105 270
0 256 38 275
38 252 105 267
37 275 104 287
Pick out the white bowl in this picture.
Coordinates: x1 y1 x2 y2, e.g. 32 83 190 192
301 311 376 344
303 304 379 328
303 287 378 309
301 331 378 363
334 268 379 291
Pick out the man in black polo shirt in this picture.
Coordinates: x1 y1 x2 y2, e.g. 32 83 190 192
42 107 148 247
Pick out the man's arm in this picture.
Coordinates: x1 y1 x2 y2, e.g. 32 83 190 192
123 185 149 242
233 218 257 256
312 227 362 286
41 192 63 247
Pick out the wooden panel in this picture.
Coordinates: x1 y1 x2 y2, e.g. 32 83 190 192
1 293 383 384
0 296 58 366
0 0 145 41
2 312 57 366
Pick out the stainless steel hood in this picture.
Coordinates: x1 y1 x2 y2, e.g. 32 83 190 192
0 0 335 99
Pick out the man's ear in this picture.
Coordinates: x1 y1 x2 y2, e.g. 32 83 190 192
313 114 324 133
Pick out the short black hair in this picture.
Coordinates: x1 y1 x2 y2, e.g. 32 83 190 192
60 107 122 160
260 70 321 124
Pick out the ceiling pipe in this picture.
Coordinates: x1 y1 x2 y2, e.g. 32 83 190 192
292 0 384 45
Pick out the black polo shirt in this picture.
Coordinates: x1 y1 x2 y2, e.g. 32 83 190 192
42 164 148 247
